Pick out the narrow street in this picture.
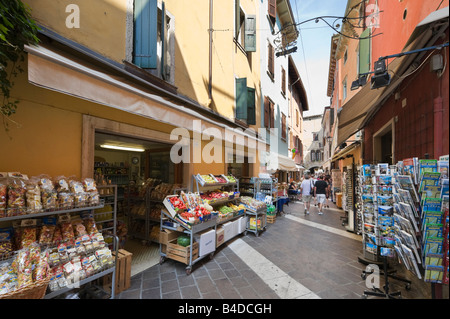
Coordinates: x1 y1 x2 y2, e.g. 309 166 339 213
116 200 431 300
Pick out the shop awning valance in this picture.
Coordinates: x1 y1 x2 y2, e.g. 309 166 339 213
266 153 297 172
332 141 360 162
25 43 264 148
337 6 449 146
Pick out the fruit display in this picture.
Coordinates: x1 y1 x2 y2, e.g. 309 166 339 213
168 196 186 212
198 174 216 185
200 190 228 203
214 176 227 184
225 175 237 183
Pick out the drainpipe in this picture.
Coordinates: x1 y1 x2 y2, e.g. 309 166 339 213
208 0 213 105
433 96 443 158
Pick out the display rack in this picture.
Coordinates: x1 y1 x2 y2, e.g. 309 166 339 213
243 206 267 237
255 177 278 212
239 177 256 197
159 209 216 275
0 201 118 299
97 185 118 247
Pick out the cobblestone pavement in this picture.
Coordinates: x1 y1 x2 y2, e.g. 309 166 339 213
115 200 434 299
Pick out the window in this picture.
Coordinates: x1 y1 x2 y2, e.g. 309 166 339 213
133 0 174 82
264 96 275 128
235 1 256 52
295 109 299 127
311 151 315 162
268 42 274 77
281 67 286 95
268 0 276 24
313 133 318 141
344 49 348 64
359 28 371 74
235 78 256 125
281 113 286 139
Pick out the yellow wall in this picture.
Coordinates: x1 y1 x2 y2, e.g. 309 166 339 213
25 0 127 63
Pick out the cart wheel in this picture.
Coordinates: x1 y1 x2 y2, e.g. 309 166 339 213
186 267 192 275
159 256 165 265
209 252 214 260
361 272 367 280
361 294 367 299
255 232 259 237
405 283 411 291
244 231 248 236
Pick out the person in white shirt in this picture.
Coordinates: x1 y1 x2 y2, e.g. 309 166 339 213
299 172 315 215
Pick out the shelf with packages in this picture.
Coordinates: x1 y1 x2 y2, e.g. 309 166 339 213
125 179 186 245
254 177 281 214
95 185 122 249
239 177 256 197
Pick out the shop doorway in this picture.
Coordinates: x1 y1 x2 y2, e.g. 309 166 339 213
373 119 395 165
94 131 184 276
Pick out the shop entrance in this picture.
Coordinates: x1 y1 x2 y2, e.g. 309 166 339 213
94 131 183 275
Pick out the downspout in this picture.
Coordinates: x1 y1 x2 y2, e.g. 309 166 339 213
434 96 443 158
208 0 213 105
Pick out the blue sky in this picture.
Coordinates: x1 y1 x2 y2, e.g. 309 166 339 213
289 0 348 116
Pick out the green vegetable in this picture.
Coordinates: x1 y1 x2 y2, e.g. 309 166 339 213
177 236 190 247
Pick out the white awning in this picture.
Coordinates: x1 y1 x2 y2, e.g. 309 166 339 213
266 153 297 172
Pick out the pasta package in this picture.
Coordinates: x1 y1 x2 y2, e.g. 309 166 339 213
39 175 57 210
7 172 27 217
25 177 42 214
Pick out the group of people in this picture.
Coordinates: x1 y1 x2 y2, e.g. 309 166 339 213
288 171 332 215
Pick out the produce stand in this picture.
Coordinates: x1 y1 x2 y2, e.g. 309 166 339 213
159 209 216 275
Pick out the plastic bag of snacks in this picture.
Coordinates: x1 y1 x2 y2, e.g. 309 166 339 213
82 178 100 206
39 175 57 210
38 217 56 246
69 177 88 207
7 172 27 217
25 177 43 214
0 228 14 257
0 173 7 218
34 249 50 281
54 175 74 209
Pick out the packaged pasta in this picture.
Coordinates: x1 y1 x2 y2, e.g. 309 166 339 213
39 175 57 210
21 226 37 249
6 172 27 217
54 176 70 193
0 173 7 218
39 218 57 246
72 219 87 237
25 177 42 214
60 222 75 242
0 228 13 256
82 178 98 193
34 249 50 281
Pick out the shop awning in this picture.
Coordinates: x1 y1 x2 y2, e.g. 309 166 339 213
25 43 264 147
337 6 449 146
266 153 297 172
332 141 360 162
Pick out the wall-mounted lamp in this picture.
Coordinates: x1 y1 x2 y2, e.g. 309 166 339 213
351 74 367 91
370 59 391 89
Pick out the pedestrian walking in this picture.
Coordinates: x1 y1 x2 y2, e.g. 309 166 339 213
299 172 314 215
314 175 329 215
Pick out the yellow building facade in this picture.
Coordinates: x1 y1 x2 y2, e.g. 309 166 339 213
1 0 263 186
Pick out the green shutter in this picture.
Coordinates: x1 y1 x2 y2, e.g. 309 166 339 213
244 15 256 52
134 0 158 68
235 78 247 120
247 87 256 125
359 28 371 74
160 1 166 78
235 0 240 39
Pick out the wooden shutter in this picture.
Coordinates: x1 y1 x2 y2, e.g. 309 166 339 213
359 28 371 74
235 78 247 120
247 87 256 125
281 113 286 139
134 0 158 68
270 100 275 129
268 43 274 76
244 15 256 52
281 67 286 94
160 1 166 78
235 0 240 39
264 97 270 128
268 0 276 20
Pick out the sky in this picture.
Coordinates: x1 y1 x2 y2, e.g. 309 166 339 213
289 0 348 116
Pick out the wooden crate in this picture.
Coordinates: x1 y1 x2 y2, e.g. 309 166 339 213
266 214 276 224
166 238 199 265
104 249 133 294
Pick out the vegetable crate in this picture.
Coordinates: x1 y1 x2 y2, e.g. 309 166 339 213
103 249 133 294
166 238 199 265
266 214 276 224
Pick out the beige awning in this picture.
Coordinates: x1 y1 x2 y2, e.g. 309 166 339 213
266 153 297 172
332 141 360 162
337 7 449 146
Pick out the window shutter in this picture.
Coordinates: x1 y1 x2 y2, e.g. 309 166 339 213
281 113 286 139
359 28 371 74
281 67 286 94
134 0 158 69
268 0 276 20
235 0 240 39
235 78 247 120
268 43 274 76
270 101 275 129
247 87 256 125
264 97 270 128
244 15 256 52
160 1 166 78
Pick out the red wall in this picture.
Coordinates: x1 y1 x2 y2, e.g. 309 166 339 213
364 30 449 162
